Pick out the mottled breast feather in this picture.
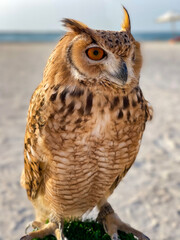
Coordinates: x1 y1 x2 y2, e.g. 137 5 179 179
22 80 153 220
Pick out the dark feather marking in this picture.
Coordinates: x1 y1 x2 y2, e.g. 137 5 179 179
110 96 119 110
85 92 93 114
118 109 123 119
38 123 45 128
123 96 129 109
59 106 65 113
54 84 60 91
70 88 84 97
112 175 120 189
145 105 148 122
75 118 82 124
114 96 120 105
132 100 137 107
49 113 54 119
141 102 145 110
60 88 68 104
67 101 75 114
127 111 131 121
72 124 81 131
135 87 143 103
122 165 132 177
137 94 142 103
78 106 84 116
101 109 105 114
79 80 87 86
104 95 109 103
60 125 65 131
139 88 143 98
35 110 40 116
50 92 58 102
40 98 45 107
31 124 36 133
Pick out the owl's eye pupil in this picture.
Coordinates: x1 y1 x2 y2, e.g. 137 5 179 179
93 50 99 56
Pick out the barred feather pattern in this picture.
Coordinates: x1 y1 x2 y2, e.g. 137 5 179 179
22 80 152 221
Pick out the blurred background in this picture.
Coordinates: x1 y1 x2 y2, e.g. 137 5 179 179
0 1 180 240
1 0 180 41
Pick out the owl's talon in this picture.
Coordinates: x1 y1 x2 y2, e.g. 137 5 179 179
20 235 32 240
117 227 150 240
25 221 33 234
21 222 63 240
112 232 121 240
25 220 43 234
99 208 149 240
142 234 150 240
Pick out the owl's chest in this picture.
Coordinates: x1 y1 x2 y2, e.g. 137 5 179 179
46 85 145 138
45 90 146 172
44 86 147 162
42 88 147 216
44 104 144 216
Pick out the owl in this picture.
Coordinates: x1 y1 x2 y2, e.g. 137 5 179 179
20 7 152 240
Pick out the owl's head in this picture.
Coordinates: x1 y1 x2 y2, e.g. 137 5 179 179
48 7 142 90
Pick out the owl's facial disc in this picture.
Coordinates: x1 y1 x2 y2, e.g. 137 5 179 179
84 43 128 85
68 36 134 87
63 11 141 87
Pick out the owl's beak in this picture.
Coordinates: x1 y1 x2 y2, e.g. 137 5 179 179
114 61 128 84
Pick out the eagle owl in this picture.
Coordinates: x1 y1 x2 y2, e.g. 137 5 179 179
21 7 152 240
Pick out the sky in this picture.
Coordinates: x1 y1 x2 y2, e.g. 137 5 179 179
0 0 180 32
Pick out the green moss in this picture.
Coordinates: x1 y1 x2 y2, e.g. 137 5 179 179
32 219 136 240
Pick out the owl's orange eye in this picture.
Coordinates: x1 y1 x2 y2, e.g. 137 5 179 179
86 47 105 61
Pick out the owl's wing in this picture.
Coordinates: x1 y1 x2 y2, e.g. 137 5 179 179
108 159 135 197
23 140 43 199
108 96 153 196
144 100 153 122
21 85 48 200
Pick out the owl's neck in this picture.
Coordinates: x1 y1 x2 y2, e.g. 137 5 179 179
74 77 140 96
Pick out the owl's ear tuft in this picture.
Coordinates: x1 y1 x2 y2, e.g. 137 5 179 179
121 6 131 32
62 18 89 34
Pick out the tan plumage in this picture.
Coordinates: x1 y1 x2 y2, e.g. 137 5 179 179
21 7 153 240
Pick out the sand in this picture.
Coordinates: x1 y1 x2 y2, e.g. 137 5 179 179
0 42 180 240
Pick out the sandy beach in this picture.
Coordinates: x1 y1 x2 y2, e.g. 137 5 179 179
0 41 180 240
